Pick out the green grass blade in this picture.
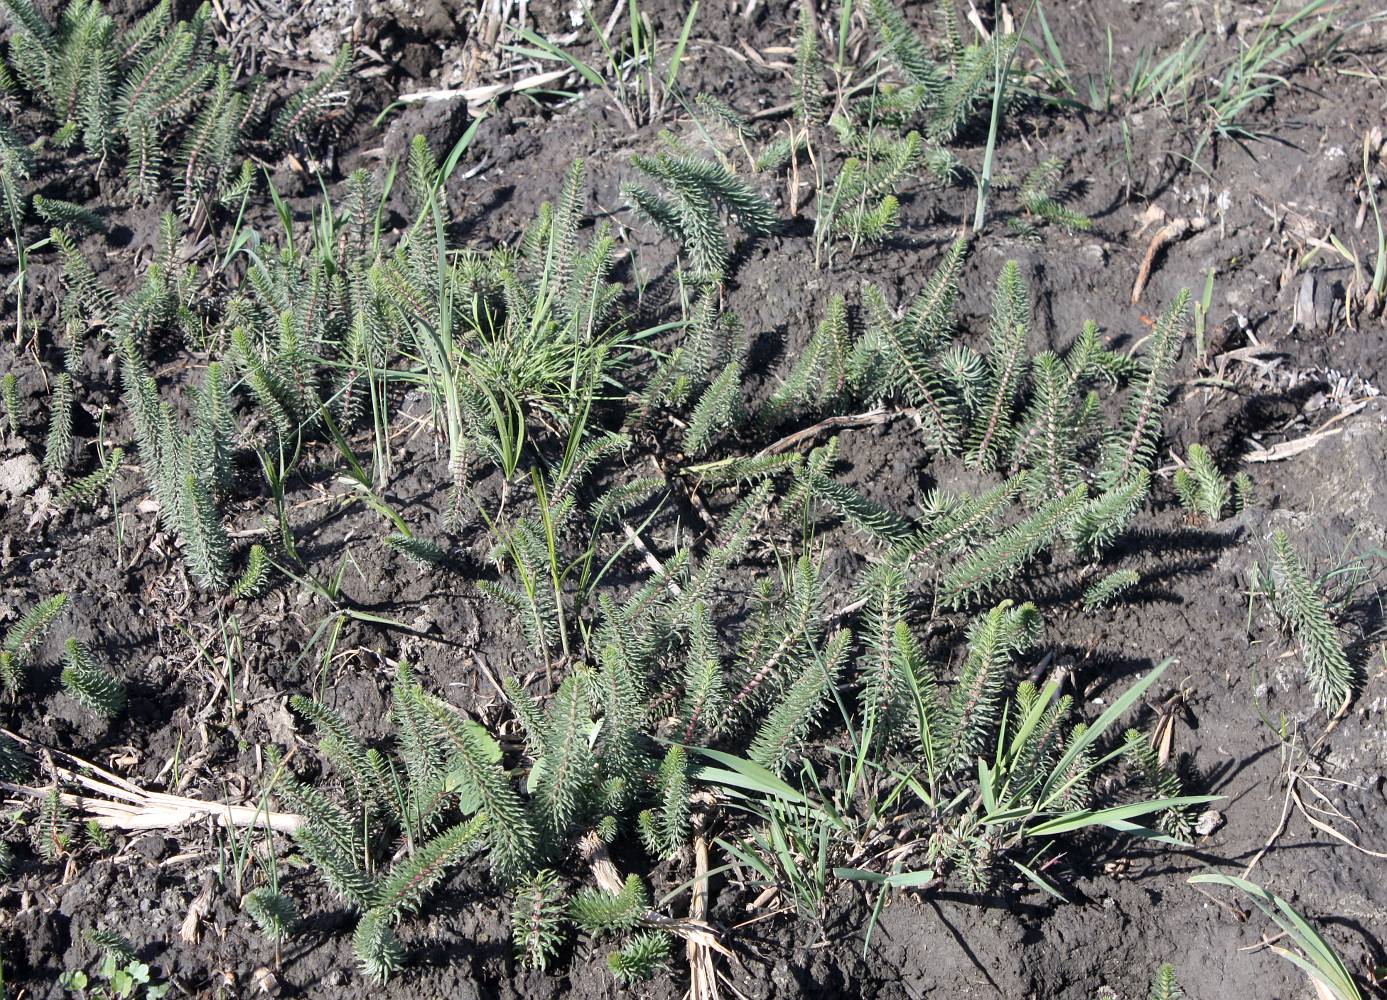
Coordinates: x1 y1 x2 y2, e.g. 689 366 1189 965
691 748 813 808
1022 795 1220 836
1037 659 1172 804
1189 873 1362 1000
665 2 698 92
833 867 936 888
516 27 606 89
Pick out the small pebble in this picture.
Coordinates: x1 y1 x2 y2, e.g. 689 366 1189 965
1195 809 1224 837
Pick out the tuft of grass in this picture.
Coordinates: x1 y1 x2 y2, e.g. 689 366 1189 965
1189 874 1362 1000
514 1 698 132
1112 0 1338 170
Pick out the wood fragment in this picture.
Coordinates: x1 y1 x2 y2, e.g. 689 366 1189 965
180 878 214 944
399 67 572 112
1131 215 1208 303
1290 780 1387 859
3 779 305 834
1245 398 1372 462
757 407 898 456
622 524 684 597
687 800 722 1000
1243 428 1342 463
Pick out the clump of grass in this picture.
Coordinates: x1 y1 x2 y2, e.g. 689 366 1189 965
1189 874 1362 1000
1109 0 1338 170
516 3 698 132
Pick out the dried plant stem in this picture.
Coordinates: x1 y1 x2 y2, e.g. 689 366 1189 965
578 831 730 954
1 729 303 834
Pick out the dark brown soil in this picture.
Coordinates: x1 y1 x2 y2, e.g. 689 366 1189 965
2 2 1387 999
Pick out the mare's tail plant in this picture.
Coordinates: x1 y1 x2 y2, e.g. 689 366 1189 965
1174 444 1247 522
118 340 236 590
814 130 922 261
42 370 74 473
2 371 20 435
60 637 127 717
1099 290 1190 488
623 146 779 282
1122 728 1193 839
658 241 1188 616
864 0 1022 142
1007 158 1092 237
274 666 528 981
1083 569 1140 610
0 0 350 214
1 593 68 695
1148 964 1185 1000
1256 530 1360 713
